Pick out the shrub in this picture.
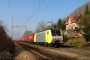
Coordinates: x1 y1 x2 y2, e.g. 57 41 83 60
0 25 15 53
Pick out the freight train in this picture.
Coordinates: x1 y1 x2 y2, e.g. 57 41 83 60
17 29 63 46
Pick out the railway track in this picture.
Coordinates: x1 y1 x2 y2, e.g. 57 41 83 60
58 48 90 57
26 42 90 57
42 43 90 57
19 43 50 60
17 42 90 60
14 43 50 60
18 42 76 60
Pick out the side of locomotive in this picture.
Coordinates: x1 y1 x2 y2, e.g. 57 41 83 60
34 29 63 46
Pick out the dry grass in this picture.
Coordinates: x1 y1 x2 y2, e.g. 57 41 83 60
64 31 87 47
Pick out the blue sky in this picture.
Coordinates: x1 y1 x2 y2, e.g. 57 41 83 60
0 0 89 39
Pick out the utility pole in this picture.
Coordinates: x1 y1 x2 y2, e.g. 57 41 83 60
13 25 26 31
12 17 13 40
47 21 54 29
12 25 26 40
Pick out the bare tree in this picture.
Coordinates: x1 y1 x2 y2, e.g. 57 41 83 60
35 21 47 33
23 30 33 36
0 20 9 32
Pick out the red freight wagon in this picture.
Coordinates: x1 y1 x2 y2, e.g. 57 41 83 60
24 36 28 40
22 37 25 41
27 34 34 42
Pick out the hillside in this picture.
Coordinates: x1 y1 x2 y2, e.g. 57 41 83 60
70 1 90 16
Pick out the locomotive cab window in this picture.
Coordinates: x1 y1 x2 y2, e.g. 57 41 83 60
51 30 61 36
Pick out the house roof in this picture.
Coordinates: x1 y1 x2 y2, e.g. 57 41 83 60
68 16 75 20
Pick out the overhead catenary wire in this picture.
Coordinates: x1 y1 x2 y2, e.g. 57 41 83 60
15 0 41 37
24 0 57 26
8 0 14 38
50 0 80 21
29 0 57 17
8 0 57 38
8 0 25 26
8 0 26 39
23 0 44 25
13 18 25 25
31 0 57 19
8 0 13 19
32 0 57 17
30 0 44 18
26 0 40 20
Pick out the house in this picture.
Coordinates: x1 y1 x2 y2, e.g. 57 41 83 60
65 16 79 31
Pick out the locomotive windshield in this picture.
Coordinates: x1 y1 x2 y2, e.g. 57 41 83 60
51 30 61 36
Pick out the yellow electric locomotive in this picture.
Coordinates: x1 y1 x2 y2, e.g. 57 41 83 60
34 29 63 46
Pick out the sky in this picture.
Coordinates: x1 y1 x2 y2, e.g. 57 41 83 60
0 0 89 39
